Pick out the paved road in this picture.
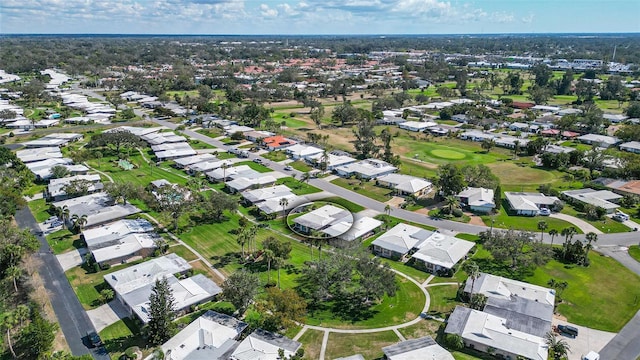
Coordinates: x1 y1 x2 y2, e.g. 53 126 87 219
597 245 640 276
15 207 110 360
598 309 640 360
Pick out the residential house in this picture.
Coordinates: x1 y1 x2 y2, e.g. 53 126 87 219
306 151 357 171
377 174 432 198
22 133 83 148
52 193 141 228
173 154 218 169
187 159 234 175
256 194 307 216
244 130 274 142
457 187 495 214
509 122 530 132
620 141 640 154
15 147 63 163
262 135 297 151
603 113 628 123
45 174 103 201
141 132 187 145
398 121 437 132
577 134 619 148
242 185 294 204
451 114 468 123
25 157 74 180
459 130 495 142
104 254 221 323
543 145 575 154
285 144 324 160
229 329 301 360
562 188 622 214
335 159 397 179
338 216 382 242
292 204 354 238
160 310 248 360
382 336 454 360
155 148 197 161
410 232 475 274
504 192 559 216
371 223 429 260
82 219 158 265
226 175 278 193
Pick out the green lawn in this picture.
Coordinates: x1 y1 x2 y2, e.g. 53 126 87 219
480 204 579 233
325 331 400 360
196 128 223 138
289 160 314 172
487 162 558 188
561 206 631 233
322 196 365 213
396 319 441 340
47 229 83 254
395 136 509 166
380 258 429 284
234 161 272 173
28 198 52 223
331 178 394 202
24 183 46 197
426 284 461 317
99 318 148 360
275 177 322 195
297 329 324 360
261 151 288 162
188 139 216 150
86 152 189 187
305 276 425 329
167 244 198 261
629 245 640 263
525 251 640 332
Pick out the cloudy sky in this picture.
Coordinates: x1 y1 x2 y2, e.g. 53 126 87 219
1 0 639 35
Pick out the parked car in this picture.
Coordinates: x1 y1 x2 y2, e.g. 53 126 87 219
557 324 578 338
613 213 629 222
538 208 551 216
45 216 58 223
253 158 263 164
87 331 102 348
284 165 293 171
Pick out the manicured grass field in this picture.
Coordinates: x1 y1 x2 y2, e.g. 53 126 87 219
561 206 631 233
322 196 365 213
86 152 189 187
297 329 324 360
47 229 83 254
275 177 322 195
430 149 466 160
629 245 640 263
396 319 441 340
28 198 52 223
188 139 216 150
395 137 507 166
380 258 429 284
99 318 148 360
426 284 461 317
325 331 399 360
487 162 557 187
167 244 198 261
525 251 640 332
480 205 578 233
289 160 314 172
234 161 272 173
261 150 288 162
331 178 393 202
305 276 425 329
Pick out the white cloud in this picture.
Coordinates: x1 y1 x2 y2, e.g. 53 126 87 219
260 4 278 18
522 13 535 24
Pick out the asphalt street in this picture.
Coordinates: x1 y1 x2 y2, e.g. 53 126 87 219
15 207 110 359
598 309 640 360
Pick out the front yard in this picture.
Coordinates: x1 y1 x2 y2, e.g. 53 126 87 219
331 177 394 203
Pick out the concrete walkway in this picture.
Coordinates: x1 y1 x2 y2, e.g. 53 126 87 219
87 300 130 332
549 213 603 234
56 247 88 271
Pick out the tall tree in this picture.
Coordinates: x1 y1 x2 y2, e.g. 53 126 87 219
147 277 176 346
221 271 260 315
203 191 237 222
436 164 466 197
310 105 325 129
584 232 598 264
462 261 480 294
352 113 378 159
548 229 558 247
18 306 56 360
537 220 548 243
545 332 571 360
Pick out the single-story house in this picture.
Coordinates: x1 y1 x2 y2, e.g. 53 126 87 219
398 121 437 132
382 336 454 360
620 141 640 154
603 113 628 123
577 134 619 148
262 135 297 151
187 159 234 175
52 192 141 228
242 185 294 204
142 132 187 145
206 164 253 182
173 153 218 169
46 174 103 201
445 306 548 360
15 146 63 163
226 175 277 193
561 188 622 214
377 173 432 197
161 310 248 360
155 147 197 161
457 187 495 214
543 144 575 154
504 192 560 216
451 114 468 123
335 159 397 180
22 133 83 148
244 130 274 142
509 122 530 132
285 144 324 160
25 157 75 180
293 204 354 238
494 136 529 149
104 254 221 323
306 152 357 171
338 216 383 242
371 223 432 260
230 329 301 360
459 130 495 142
256 194 307 215
411 232 475 274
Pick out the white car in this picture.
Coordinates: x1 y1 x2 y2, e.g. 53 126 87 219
538 208 551 216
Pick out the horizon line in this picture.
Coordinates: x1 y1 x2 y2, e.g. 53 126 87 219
2 32 640 37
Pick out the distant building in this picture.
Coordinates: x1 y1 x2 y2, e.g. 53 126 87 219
335 159 397 179
562 188 621 214
577 134 619 148
377 174 432 198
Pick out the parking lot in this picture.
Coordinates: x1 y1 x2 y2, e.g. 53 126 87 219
552 316 616 360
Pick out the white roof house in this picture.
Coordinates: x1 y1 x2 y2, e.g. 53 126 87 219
242 185 294 204
106 126 163 137
371 223 432 259
82 218 157 265
577 134 619 148
620 141 640 154
335 159 397 179
161 310 248 360
105 254 221 323
562 188 622 213
339 216 383 242
411 232 475 272
226 175 278 193
307 152 357 171
230 329 301 360
382 336 454 360
445 306 548 360
293 204 354 238
206 165 254 182
187 159 234 174
141 132 187 145
25 157 75 179
15 147 63 163
52 193 141 228
464 273 555 307
174 154 218 169
398 121 437 132
82 218 155 246
46 174 103 200
256 194 307 215
457 187 495 213
377 174 432 197
504 192 559 216
22 133 82 148
284 144 324 160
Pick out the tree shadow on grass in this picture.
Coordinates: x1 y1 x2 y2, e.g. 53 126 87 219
474 257 535 281
211 252 240 268
101 318 145 355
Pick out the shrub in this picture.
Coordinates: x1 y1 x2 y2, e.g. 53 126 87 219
444 333 464 350
452 208 464 217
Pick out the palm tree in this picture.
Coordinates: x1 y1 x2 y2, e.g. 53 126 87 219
513 140 520 159
548 229 558 247
384 204 392 217
444 195 460 214
237 229 248 259
5 266 21 293
545 331 571 360
537 220 548 243
585 232 598 263
58 205 70 229
1 311 17 358
301 172 310 183
14 305 28 329
320 150 329 172
481 138 495 153
263 248 275 284
463 261 481 294
72 214 88 233
279 197 289 220
221 163 229 182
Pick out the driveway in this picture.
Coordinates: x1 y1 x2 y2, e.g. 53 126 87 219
549 213 603 234
552 316 616 360
57 247 88 271
87 301 130 332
